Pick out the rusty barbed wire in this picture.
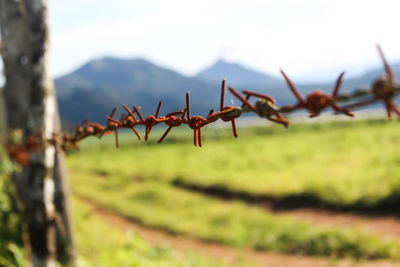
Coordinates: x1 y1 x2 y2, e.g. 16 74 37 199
5 45 400 165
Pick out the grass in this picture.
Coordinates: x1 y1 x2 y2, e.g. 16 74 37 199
70 172 400 260
71 196 247 267
0 174 24 267
0 147 24 267
68 119 400 211
67 118 400 260
0 145 243 267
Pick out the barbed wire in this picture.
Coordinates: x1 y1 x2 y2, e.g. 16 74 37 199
5 45 400 165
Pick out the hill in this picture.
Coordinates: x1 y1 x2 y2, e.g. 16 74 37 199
56 58 220 124
55 57 400 124
195 59 282 88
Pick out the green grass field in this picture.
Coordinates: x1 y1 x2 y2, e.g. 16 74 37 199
67 118 400 261
71 197 245 267
0 149 247 267
69 119 400 210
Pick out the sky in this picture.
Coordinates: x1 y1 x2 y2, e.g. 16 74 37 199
3 0 400 84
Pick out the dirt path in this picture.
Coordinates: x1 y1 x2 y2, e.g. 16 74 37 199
172 181 400 242
277 208 400 242
81 197 398 267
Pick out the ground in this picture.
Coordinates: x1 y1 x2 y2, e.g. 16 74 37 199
68 118 400 266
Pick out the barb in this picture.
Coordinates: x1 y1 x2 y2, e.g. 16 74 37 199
158 108 186 144
220 79 226 111
6 45 400 165
243 90 289 128
122 104 142 140
332 72 345 98
342 45 400 118
377 44 395 81
280 70 354 118
280 69 304 104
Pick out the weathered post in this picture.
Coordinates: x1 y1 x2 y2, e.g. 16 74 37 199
0 0 74 266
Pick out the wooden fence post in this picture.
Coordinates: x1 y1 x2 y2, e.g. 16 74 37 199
0 0 74 266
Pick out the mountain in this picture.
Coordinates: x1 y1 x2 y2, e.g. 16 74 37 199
196 59 282 88
56 57 221 124
55 56 400 125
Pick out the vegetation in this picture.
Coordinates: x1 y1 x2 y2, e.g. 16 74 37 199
0 147 25 267
3 118 400 264
0 144 243 267
67 118 400 260
68 119 400 211
71 173 400 259
72 197 244 267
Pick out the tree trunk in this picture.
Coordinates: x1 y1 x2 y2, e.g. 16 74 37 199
0 0 74 266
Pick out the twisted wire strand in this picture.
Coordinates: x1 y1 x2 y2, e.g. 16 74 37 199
5 45 400 165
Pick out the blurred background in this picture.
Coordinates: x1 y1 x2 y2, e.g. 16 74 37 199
9 0 398 124
2 0 400 266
